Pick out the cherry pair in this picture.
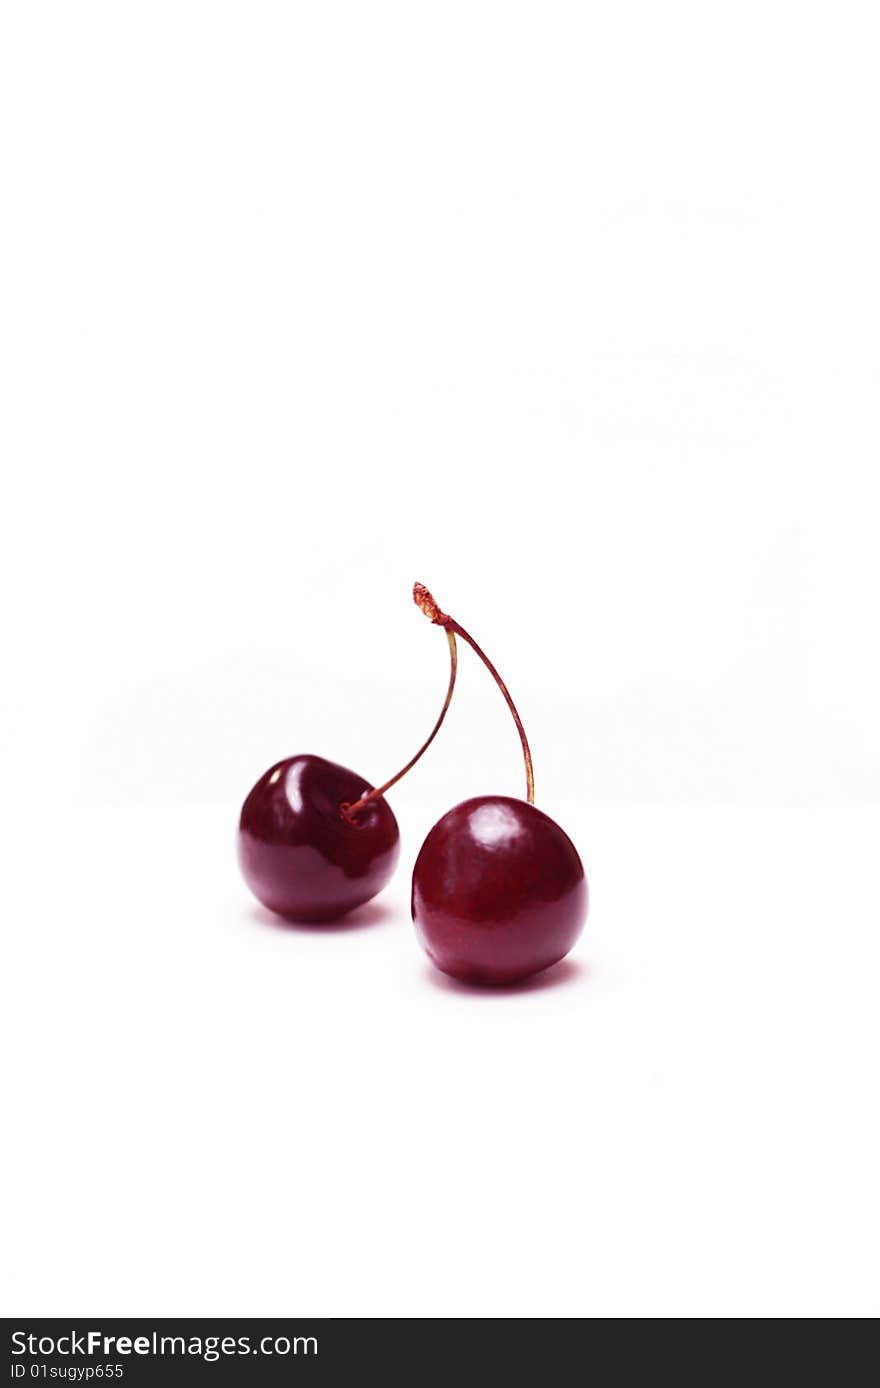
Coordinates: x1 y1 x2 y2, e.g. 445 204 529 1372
238 585 587 985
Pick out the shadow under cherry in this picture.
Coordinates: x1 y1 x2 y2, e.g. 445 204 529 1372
247 895 397 934
422 954 589 997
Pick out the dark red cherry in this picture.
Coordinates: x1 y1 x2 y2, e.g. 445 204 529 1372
412 795 587 985
238 755 399 922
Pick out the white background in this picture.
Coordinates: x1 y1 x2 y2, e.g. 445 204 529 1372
2 2 879 1318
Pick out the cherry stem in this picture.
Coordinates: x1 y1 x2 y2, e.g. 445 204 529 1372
412 582 535 804
341 626 458 821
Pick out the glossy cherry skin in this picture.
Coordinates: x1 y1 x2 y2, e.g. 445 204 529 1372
238 755 399 922
411 795 587 985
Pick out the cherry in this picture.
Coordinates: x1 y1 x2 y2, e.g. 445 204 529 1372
238 624 458 923
239 755 400 922
410 584 588 985
413 796 587 985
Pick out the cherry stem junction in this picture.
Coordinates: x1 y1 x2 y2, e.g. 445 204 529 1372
341 626 458 822
412 582 536 805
